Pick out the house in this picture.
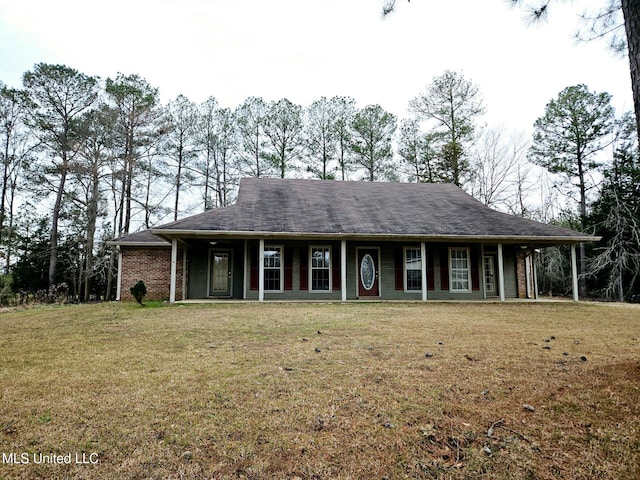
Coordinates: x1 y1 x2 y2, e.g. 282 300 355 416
111 177 598 303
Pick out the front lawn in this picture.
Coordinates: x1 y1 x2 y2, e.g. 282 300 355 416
0 302 638 479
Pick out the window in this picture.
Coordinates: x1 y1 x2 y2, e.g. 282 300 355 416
449 248 471 292
264 246 283 291
310 246 331 292
405 247 422 291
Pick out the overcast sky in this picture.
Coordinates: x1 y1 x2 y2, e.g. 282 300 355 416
0 0 633 136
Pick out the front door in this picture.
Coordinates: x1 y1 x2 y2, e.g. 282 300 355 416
483 255 497 297
209 251 231 297
358 248 380 297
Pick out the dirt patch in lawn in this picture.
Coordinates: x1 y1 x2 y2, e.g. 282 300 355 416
0 302 639 479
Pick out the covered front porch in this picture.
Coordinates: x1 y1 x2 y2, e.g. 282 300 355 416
164 236 582 303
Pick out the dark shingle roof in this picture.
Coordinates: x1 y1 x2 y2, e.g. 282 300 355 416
144 178 596 244
109 230 169 246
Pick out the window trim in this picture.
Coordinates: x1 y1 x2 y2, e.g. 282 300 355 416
403 246 422 293
309 245 332 293
263 244 284 293
449 247 472 293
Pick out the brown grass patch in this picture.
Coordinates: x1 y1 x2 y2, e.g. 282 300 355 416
0 302 639 479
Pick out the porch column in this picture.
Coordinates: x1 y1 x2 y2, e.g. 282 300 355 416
116 247 123 301
497 243 506 302
169 238 178 303
421 242 428 301
182 247 187 301
258 239 265 302
571 244 579 302
533 250 539 299
341 240 347 302
243 239 248 300
480 243 486 299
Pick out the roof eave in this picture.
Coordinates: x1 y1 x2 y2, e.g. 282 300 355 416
149 229 600 244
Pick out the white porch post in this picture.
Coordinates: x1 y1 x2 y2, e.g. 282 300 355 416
182 247 187 300
341 240 347 302
258 239 265 302
571 244 579 302
421 242 428 301
533 250 539 299
116 247 123 301
525 253 532 299
480 243 486 299
497 243 506 302
243 239 248 300
169 238 178 303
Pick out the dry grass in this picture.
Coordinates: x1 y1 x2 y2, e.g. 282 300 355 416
0 301 639 479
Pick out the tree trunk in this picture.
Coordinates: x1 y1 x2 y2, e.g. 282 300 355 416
622 0 640 147
48 160 68 289
83 161 100 302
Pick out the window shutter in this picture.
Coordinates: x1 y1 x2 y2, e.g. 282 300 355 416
440 249 449 291
395 248 404 290
427 251 435 291
332 247 341 290
471 247 480 291
249 246 258 291
284 247 293 291
299 247 308 290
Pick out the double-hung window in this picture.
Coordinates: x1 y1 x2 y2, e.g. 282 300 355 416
405 247 422 291
264 246 283 292
449 247 471 292
310 246 331 292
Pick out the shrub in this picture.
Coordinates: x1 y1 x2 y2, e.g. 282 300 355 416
130 280 147 305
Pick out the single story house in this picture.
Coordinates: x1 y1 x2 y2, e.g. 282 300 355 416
111 177 598 303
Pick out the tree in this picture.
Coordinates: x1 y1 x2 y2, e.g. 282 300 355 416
587 112 640 300
409 71 485 187
530 85 615 222
235 97 271 178
397 118 439 183
263 98 303 178
529 84 615 297
303 97 338 179
0 83 32 272
162 95 198 221
332 96 356 180
71 109 112 301
196 98 237 209
469 127 529 210
510 0 640 148
349 104 397 181
104 73 161 236
383 0 640 147
22 63 99 289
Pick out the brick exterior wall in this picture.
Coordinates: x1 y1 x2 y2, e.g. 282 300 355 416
516 251 535 299
120 246 184 301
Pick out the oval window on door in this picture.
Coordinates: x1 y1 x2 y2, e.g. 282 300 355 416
360 254 375 290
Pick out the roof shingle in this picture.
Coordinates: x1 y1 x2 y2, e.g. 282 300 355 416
147 178 595 244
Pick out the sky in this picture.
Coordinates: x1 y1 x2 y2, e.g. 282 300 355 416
0 0 633 137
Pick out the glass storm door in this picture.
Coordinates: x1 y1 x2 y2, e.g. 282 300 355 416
358 248 379 297
210 252 231 297
483 255 497 297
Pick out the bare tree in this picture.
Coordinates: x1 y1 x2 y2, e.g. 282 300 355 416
470 127 529 209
